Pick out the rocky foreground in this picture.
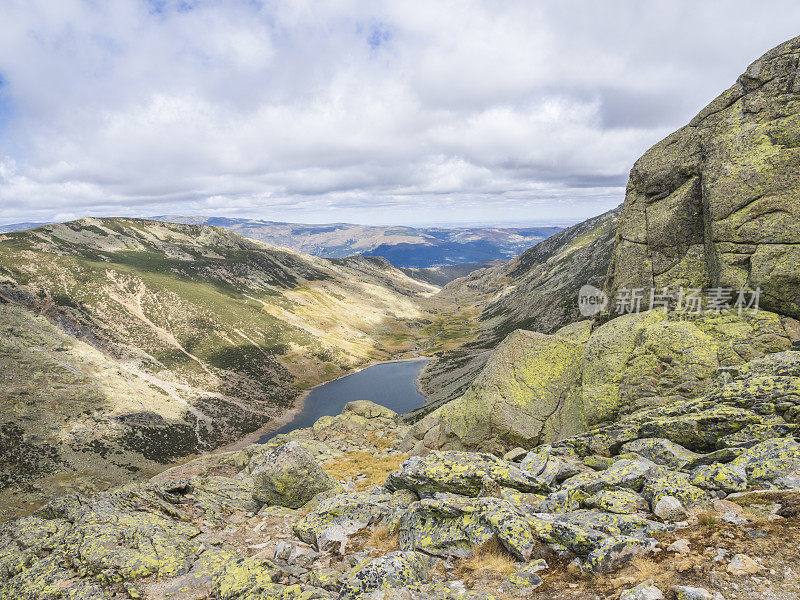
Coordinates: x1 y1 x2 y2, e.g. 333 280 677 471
2 370 799 600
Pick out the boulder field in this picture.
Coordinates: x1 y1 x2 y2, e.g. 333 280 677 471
1 394 800 599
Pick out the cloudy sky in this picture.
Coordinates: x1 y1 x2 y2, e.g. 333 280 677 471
1 1 799 226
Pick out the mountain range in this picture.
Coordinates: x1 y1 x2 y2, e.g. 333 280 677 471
1 218 560 273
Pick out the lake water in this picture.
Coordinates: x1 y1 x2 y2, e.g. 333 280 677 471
258 359 429 442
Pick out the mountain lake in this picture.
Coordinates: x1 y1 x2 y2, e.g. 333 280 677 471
258 359 429 442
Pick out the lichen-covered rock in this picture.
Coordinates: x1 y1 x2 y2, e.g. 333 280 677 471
552 510 665 540
398 494 534 560
584 489 649 514
251 441 339 508
543 488 589 514
427 330 585 453
420 304 795 459
527 514 607 556
620 439 700 469
502 447 528 462
502 567 544 594
561 459 654 494
0 478 257 599
581 312 718 427
642 473 706 509
339 551 430 600
636 406 762 452
308 568 342 592
689 463 748 493
717 420 797 448
606 34 800 321
682 448 745 471
293 492 388 553
584 455 615 470
582 536 658 574
165 545 282 600
558 350 800 460
385 451 548 498
519 447 585 487
731 436 800 485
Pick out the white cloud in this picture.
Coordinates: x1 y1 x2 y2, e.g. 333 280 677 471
1 0 800 225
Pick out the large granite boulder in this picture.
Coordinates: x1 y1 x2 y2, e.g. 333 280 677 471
606 35 800 319
415 329 584 453
251 441 339 508
385 451 548 498
339 551 431 600
408 308 795 455
398 494 536 560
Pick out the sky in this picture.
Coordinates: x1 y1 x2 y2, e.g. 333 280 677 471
1 2 800 227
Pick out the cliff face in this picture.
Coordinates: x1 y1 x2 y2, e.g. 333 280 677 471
607 35 800 318
413 35 800 454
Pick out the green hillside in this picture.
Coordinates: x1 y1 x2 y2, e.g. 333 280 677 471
0 217 441 519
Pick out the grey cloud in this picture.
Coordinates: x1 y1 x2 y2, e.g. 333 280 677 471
1 1 800 226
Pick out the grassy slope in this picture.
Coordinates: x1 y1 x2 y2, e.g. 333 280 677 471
0 217 443 518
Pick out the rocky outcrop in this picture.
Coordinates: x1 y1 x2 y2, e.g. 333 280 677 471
414 330 585 453
560 350 800 458
251 442 339 508
414 207 621 417
607 35 800 319
407 309 797 453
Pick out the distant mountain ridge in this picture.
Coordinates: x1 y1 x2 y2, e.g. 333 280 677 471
1 217 562 271
151 216 562 268
0 221 50 233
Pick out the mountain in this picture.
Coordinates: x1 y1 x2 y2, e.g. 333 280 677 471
406 34 800 454
399 260 507 286
0 217 442 518
412 206 620 416
152 216 561 267
0 222 50 233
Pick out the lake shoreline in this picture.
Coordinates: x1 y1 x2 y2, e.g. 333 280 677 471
216 355 430 453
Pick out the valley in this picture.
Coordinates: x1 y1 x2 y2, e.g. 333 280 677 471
150 217 561 268
0 217 478 520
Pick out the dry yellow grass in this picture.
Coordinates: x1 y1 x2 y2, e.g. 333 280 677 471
369 525 400 552
365 432 394 451
697 510 721 528
456 538 517 581
322 451 409 491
